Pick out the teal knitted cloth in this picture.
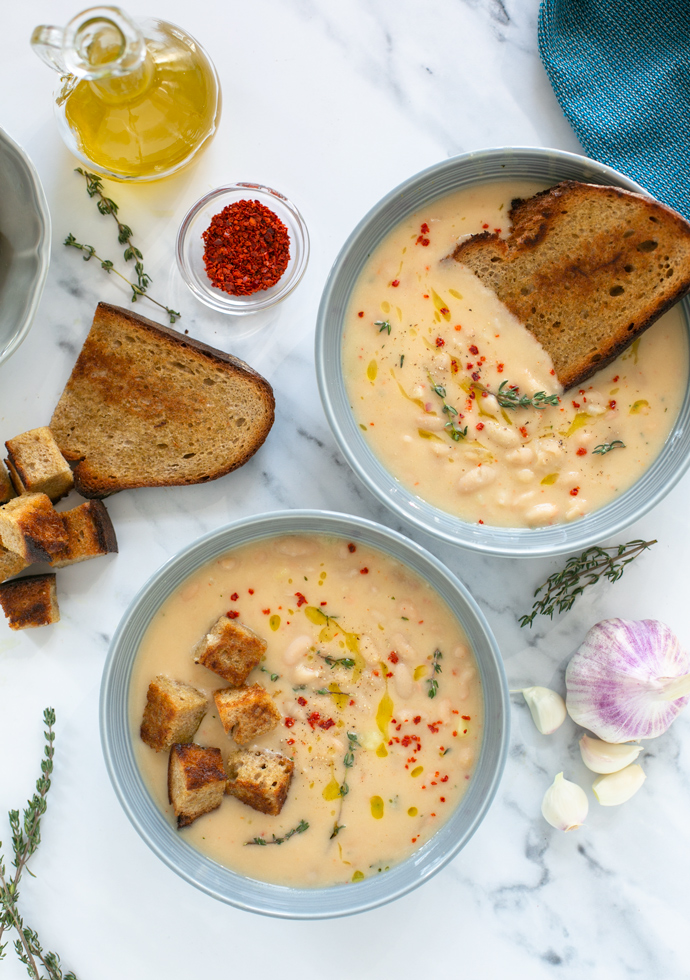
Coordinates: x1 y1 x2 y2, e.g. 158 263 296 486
538 0 690 219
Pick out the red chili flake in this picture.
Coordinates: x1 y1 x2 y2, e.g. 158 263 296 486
478 519 484 524
248 588 254 595
358 311 364 317
430 812 436 817
348 543 356 552
450 358 460 374
262 608 270 614
286 738 295 745
576 447 587 456
230 592 239 601
423 294 429 299
416 235 431 246
284 718 295 728
320 601 327 606
440 797 446 803
320 718 335 730
468 345 479 355
497 363 505 373
227 610 240 619
307 712 321 729
386 671 393 678
519 426 528 438
297 696 307 706
413 715 421 725
471 371 481 382
441 775 449 783
360 567 369 574
570 487 580 496
421 222 430 234
454 324 462 331
452 730 458 737
372 670 380 677
613 375 619 382
349 699 355 706
202 199 290 296
572 401 581 409
391 279 400 287
294 592 307 606
476 422 484 431
609 399 617 409
439 307 449 315
388 652 399 664
494 227 501 234
428 722 440 734
466 362 474 370
482 223 489 229
550 368 556 375
431 781 437 786
463 729 468 734
435 336 445 347
461 715 471 721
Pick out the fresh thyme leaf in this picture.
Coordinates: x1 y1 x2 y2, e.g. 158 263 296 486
428 374 468 442
400 354 405 368
245 819 309 846
0 709 79 980
330 822 345 839
519 539 657 627
260 665 280 682
427 649 443 699
374 320 392 335
592 440 626 455
319 654 355 670
495 380 560 410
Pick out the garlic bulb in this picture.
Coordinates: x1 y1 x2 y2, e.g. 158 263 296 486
579 734 643 773
592 764 646 806
541 772 588 831
520 686 567 734
565 619 690 742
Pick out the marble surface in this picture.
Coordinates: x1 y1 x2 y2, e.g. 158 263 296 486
2 1 690 977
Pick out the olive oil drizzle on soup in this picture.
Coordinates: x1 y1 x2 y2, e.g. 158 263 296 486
342 181 688 528
130 534 483 888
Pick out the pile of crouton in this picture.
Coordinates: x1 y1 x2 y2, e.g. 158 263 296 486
140 616 293 828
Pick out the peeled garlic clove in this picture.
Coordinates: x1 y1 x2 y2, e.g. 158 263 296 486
521 686 567 734
541 772 588 831
592 764 646 806
579 734 643 773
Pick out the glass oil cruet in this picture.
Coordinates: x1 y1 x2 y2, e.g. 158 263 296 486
31 6 222 181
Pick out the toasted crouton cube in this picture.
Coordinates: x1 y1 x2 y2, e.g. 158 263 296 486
140 676 208 752
0 573 59 629
193 616 266 685
50 500 118 568
214 684 281 744
0 546 29 584
5 427 74 502
0 493 68 563
226 747 294 815
168 743 227 827
0 462 15 506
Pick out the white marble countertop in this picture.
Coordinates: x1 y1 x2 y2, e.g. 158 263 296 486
2 1 690 978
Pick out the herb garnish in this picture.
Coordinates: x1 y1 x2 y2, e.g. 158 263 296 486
374 320 392 335
260 665 280 682
330 822 346 839
491 381 560 410
592 440 626 455
519 539 657 627
427 649 443 699
0 709 78 980
429 377 468 441
245 819 309 846
319 654 355 670
339 732 360 796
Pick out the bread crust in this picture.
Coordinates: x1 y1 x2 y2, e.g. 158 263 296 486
50 303 276 497
0 573 59 629
453 181 690 389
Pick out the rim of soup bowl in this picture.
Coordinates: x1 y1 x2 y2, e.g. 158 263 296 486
100 509 509 918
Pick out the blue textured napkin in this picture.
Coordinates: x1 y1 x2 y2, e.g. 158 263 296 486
538 0 690 219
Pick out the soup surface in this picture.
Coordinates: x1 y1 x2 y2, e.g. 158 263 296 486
131 534 483 887
342 181 688 527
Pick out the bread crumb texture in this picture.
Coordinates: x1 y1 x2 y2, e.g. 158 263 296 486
140 675 208 752
225 746 294 815
0 573 59 629
193 615 267 685
168 743 227 827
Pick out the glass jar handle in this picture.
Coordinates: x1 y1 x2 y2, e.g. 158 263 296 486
30 25 68 74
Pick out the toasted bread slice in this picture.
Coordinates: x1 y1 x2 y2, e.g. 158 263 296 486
0 573 59 629
140 675 208 752
5 427 74 502
50 500 118 568
0 493 68 563
193 616 266 685
50 303 275 498
0 462 15 506
0 546 30 585
214 684 281 744
168 743 227 828
225 747 294 815
452 181 690 389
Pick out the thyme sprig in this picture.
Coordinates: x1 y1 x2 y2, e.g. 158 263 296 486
245 819 309 846
519 539 657 628
374 320 392 335
592 440 626 455
429 376 468 442
319 654 355 670
64 234 180 324
427 649 443 699
0 709 78 980
259 665 280 682
329 732 360 840
495 381 560 410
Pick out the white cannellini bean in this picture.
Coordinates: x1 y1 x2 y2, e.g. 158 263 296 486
525 502 559 525
411 384 425 399
293 664 322 684
506 446 534 465
457 465 496 493
390 633 416 661
483 422 520 448
435 697 452 723
359 635 383 665
415 414 446 431
275 537 316 557
516 468 534 483
283 634 312 665
431 443 450 457
393 662 414 700
433 352 450 371
217 557 236 571
179 583 200 601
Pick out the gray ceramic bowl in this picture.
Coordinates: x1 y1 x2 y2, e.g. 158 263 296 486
315 147 690 557
0 128 51 366
100 510 508 918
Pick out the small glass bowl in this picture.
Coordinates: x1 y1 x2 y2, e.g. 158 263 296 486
176 183 310 315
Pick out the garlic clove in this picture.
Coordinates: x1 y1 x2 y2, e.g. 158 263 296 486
520 686 567 734
579 734 643 774
592 764 646 806
541 772 588 831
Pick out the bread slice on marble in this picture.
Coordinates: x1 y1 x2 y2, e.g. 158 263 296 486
49 499 118 568
0 493 68 563
4 427 74 502
453 181 690 389
0 573 60 629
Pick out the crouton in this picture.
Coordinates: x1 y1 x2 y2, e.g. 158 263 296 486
167 743 227 828
225 747 294 815
214 684 281 744
193 616 266 685
0 545 29 584
5 427 74 502
140 675 208 752
0 462 15 505
50 500 118 568
0 573 59 629
0 493 68 563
